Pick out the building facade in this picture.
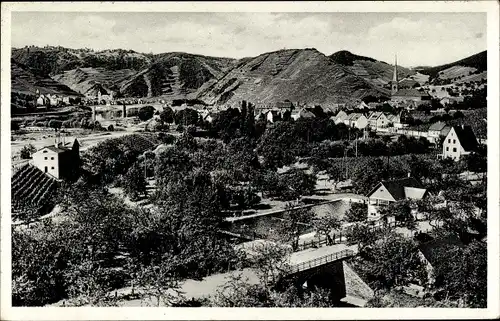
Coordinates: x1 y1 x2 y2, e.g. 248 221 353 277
32 138 80 180
441 125 478 161
366 177 428 221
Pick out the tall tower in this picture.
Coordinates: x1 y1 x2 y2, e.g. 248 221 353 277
391 54 399 95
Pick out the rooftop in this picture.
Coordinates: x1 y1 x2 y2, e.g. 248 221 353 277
393 88 431 97
368 177 426 200
452 125 478 152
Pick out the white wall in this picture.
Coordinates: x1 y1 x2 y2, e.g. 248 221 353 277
33 148 60 179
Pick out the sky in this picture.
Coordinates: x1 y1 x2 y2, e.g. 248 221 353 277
11 12 486 67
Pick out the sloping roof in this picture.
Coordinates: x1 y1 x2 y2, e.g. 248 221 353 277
453 125 478 152
404 187 427 200
393 88 431 97
428 121 447 132
368 112 383 120
418 235 464 267
42 145 71 154
335 111 349 121
371 177 425 200
298 108 316 118
349 113 364 121
398 78 419 88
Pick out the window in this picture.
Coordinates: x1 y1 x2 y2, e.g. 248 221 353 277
448 139 451 143
43 150 48 153
44 157 47 160
51 167 54 170
453 148 457 152
446 147 449 151
453 139 456 144
50 157 54 160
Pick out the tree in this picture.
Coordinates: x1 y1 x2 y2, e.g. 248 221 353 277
344 202 368 223
19 144 36 159
273 203 313 251
48 120 62 131
312 215 341 245
379 200 417 230
134 255 183 307
12 225 69 306
107 124 114 131
345 223 378 251
430 240 486 307
160 107 174 124
352 232 427 289
123 162 147 200
138 106 155 121
11 121 20 130
174 108 199 126
352 158 388 195
280 168 317 200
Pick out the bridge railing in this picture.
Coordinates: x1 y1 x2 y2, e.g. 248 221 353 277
290 249 354 274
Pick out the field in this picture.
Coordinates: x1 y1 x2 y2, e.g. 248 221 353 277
436 65 477 80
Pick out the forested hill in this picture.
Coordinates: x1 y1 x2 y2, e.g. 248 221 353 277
419 51 487 79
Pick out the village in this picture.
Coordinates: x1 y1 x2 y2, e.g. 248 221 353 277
10 54 488 308
6 7 492 312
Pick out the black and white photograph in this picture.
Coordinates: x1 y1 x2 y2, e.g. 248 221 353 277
1 1 499 320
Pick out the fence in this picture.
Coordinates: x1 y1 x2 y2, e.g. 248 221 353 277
290 249 355 274
296 232 347 252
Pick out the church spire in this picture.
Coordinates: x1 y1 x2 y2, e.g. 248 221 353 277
391 54 399 95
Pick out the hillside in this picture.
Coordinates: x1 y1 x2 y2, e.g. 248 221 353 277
13 46 483 106
119 52 235 98
11 60 82 97
420 51 487 80
196 49 398 107
12 46 152 76
52 67 137 97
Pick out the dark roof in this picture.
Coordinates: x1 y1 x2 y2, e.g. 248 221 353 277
43 145 71 154
453 125 478 152
398 78 419 88
418 235 464 267
428 121 447 131
393 88 431 97
379 177 424 200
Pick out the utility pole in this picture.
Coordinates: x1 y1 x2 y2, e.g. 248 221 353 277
355 134 358 158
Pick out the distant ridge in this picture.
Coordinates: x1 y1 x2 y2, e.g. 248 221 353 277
11 45 484 105
419 50 487 79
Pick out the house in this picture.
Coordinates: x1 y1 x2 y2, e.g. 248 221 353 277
332 110 349 124
427 122 451 141
291 108 315 121
398 78 419 89
45 94 61 106
440 96 464 106
367 112 389 130
366 176 428 221
266 110 282 123
385 113 401 127
203 112 215 123
36 94 49 106
346 113 368 129
276 100 294 110
441 125 478 161
32 138 80 181
356 101 370 110
391 88 432 103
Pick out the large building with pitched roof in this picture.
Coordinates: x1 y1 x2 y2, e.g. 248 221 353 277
32 138 80 180
366 176 428 221
441 125 478 161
